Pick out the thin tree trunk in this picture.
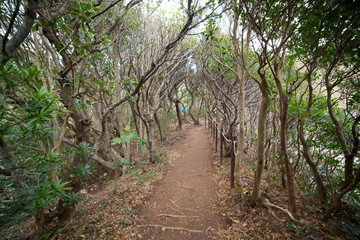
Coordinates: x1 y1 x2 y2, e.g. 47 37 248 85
234 60 245 193
196 98 204 124
164 101 169 134
266 97 277 182
189 112 200 125
187 87 200 125
175 100 182 130
273 52 297 213
298 120 327 204
154 111 166 141
326 86 355 190
145 118 156 163
130 101 140 136
279 93 297 213
250 78 270 206
232 10 252 195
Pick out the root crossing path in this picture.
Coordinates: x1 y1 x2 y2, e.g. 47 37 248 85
136 124 225 239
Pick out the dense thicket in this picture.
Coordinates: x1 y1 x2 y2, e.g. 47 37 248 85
0 0 359 238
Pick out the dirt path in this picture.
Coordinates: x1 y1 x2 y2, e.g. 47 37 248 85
135 124 224 239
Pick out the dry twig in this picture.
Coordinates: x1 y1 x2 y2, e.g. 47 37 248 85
137 224 202 233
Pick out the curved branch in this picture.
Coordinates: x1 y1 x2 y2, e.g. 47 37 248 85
1 0 39 65
2 0 21 55
92 0 124 19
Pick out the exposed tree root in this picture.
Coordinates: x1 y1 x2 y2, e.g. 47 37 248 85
169 199 201 212
156 214 199 218
181 207 201 212
169 205 183 215
176 181 197 189
137 224 202 233
269 209 285 222
169 199 180 208
261 199 300 223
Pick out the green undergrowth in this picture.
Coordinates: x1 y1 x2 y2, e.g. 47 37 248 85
55 148 170 239
0 147 170 240
213 154 360 240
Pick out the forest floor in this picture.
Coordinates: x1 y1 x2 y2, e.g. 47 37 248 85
1 122 359 240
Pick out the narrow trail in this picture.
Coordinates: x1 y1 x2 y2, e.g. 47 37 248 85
136 123 225 239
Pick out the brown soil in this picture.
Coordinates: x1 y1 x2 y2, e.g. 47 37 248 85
135 124 225 239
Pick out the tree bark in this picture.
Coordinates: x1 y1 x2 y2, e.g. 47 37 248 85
250 77 270 206
174 100 183 130
1 0 40 65
187 86 200 125
130 101 141 136
35 208 45 238
279 92 297 213
154 111 166 141
272 51 297 213
266 97 277 182
145 118 156 163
